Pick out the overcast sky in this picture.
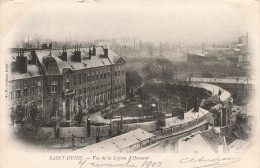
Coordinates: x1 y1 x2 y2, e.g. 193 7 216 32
11 1 247 45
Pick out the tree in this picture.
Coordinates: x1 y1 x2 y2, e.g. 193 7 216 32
142 58 176 84
74 109 87 127
10 105 25 125
29 106 44 126
126 70 143 96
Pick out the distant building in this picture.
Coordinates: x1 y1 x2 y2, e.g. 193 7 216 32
187 53 217 63
7 45 126 125
234 33 249 65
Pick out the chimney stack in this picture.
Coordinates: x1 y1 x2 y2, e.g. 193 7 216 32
16 49 27 73
104 48 108 58
72 44 81 62
30 50 37 64
89 47 92 59
92 45 96 56
193 98 199 112
59 45 67 61
49 42 52 49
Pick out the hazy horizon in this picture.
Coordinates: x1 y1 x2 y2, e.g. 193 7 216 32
10 1 247 46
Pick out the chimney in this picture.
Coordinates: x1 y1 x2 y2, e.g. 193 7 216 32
49 42 52 49
30 50 37 64
88 47 92 59
16 49 27 73
92 45 96 56
72 44 81 62
193 98 199 112
59 45 67 61
104 48 108 58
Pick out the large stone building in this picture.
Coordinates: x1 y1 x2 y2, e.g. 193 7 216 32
7 45 126 124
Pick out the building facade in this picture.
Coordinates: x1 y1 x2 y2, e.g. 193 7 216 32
7 45 126 124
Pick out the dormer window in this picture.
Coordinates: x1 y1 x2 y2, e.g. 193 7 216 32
51 81 58 93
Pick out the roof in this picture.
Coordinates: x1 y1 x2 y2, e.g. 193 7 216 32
178 129 225 153
178 131 216 153
200 129 224 152
228 139 251 153
220 126 239 144
75 128 155 153
189 82 231 101
8 46 125 80
36 47 122 75
165 107 210 128
8 51 43 81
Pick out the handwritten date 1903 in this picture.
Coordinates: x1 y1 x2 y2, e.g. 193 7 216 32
140 160 162 168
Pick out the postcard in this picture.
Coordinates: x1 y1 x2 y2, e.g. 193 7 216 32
0 0 259 168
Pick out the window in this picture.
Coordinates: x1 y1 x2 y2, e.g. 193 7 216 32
96 72 99 80
104 72 106 78
83 73 86 83
24 84 28 96
66 80 69 91
100 94 103 102
87 96 91 105
16 87 21 98
38 81 42 95
92 72 95 81
108 70 111 77
78 89 81 95
115 71 117 76
51 81 58 93
87 75 90 82
31 84 35 95
74 75 76 85
9 91 13 99
78 74 82 84
87 87 90 92
96 95 99 104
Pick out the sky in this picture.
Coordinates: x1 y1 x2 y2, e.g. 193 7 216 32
9 1 247 45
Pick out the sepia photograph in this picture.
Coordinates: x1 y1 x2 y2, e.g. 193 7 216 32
0 0 259 167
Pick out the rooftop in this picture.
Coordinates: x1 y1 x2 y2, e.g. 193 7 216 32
75 128 155 153
8 46 125 81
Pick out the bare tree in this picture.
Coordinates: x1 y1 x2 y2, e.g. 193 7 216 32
142 58 176 84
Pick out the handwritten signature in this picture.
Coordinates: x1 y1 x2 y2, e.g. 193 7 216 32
180 156 241 168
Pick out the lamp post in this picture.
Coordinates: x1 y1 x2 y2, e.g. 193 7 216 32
137 104 143 121
151 103 156 120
